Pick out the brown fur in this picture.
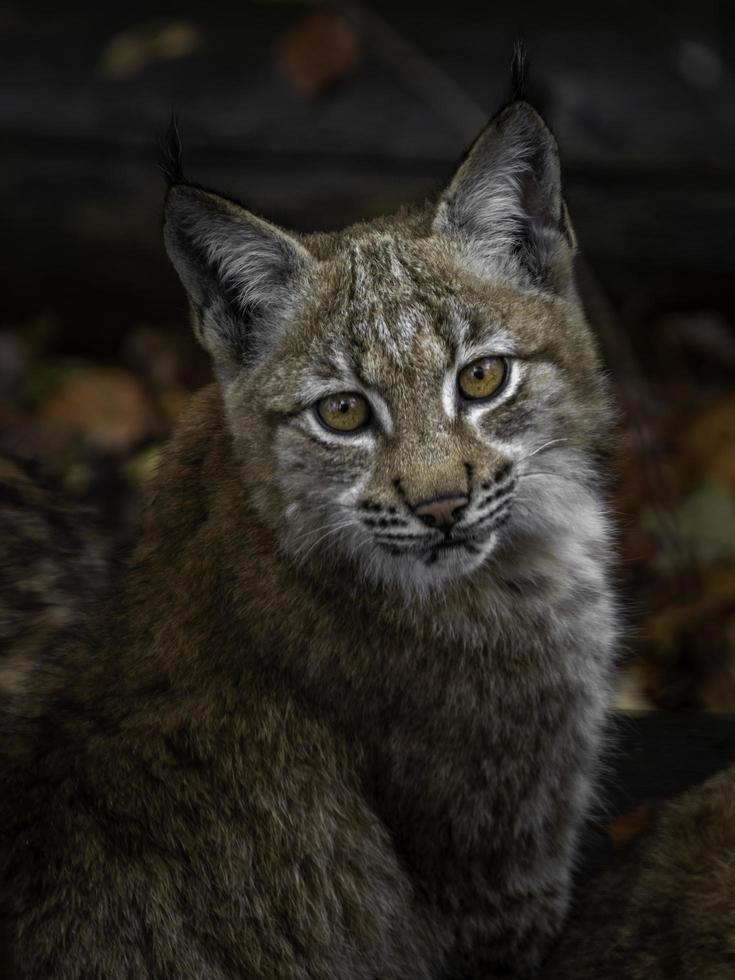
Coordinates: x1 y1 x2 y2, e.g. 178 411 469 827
546 766 735 980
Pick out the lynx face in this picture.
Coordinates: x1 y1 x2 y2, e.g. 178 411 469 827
164 103 610 594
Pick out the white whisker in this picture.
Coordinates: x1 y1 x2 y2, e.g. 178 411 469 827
517 470 580 487
290 519 344 547
293 520 357 562
517 438 567 463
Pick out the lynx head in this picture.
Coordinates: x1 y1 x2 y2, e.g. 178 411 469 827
162 102 610 598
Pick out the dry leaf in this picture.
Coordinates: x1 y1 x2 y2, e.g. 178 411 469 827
36 367 157 455
274 9 362 98
606 804 657 848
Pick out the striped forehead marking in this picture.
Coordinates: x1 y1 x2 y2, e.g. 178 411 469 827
346 236 435 365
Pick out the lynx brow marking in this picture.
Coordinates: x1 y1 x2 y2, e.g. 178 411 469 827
441 369 458 420
459 331 517 364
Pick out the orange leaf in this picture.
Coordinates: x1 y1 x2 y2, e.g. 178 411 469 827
275 9 362 99
606 804 656 847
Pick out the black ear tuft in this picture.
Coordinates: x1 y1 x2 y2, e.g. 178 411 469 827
159 113 186 188
163 185 312 382
510 40 529 103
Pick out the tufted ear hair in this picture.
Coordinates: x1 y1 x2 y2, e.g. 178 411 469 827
163 183 312 386
433 101 577 299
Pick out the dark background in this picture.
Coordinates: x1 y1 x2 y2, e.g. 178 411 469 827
3 0 735 338
1 0 735 812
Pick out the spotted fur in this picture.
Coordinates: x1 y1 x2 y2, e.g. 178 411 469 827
1 99 617 979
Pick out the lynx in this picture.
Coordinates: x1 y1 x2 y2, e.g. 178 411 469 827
0 93 616 979
547 765 735 980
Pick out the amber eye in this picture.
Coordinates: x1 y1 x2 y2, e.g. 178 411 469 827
316 392 371 433
457 356 508 401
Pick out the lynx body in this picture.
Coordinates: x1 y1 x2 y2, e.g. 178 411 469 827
1 99 617 979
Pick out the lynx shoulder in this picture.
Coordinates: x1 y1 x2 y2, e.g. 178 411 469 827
1 96 617 980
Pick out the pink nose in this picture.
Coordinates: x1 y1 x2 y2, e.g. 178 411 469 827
414 494 469 529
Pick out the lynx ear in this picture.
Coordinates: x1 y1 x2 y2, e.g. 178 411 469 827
163 185 312 383
433 102 576 297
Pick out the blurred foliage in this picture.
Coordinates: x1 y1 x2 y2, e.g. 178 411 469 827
99 21 203 79
645 478 735 572
0 317 208 552
612 315 735 715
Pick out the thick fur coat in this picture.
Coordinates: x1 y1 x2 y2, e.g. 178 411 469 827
1 99 617 979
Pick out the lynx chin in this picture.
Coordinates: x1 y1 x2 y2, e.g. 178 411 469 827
0 92 618 980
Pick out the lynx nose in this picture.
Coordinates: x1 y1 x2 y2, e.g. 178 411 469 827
414 494 469 529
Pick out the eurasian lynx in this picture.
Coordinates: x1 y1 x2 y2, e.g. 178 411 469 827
1 94 616 979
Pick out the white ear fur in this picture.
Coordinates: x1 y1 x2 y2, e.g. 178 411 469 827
163 186 312 381
433 102 576 296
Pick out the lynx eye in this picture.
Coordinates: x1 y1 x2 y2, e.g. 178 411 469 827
457 356 508 401
316 392 371 433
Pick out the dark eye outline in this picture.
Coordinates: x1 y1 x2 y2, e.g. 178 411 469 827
457 356 510 403
314 392 373 434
